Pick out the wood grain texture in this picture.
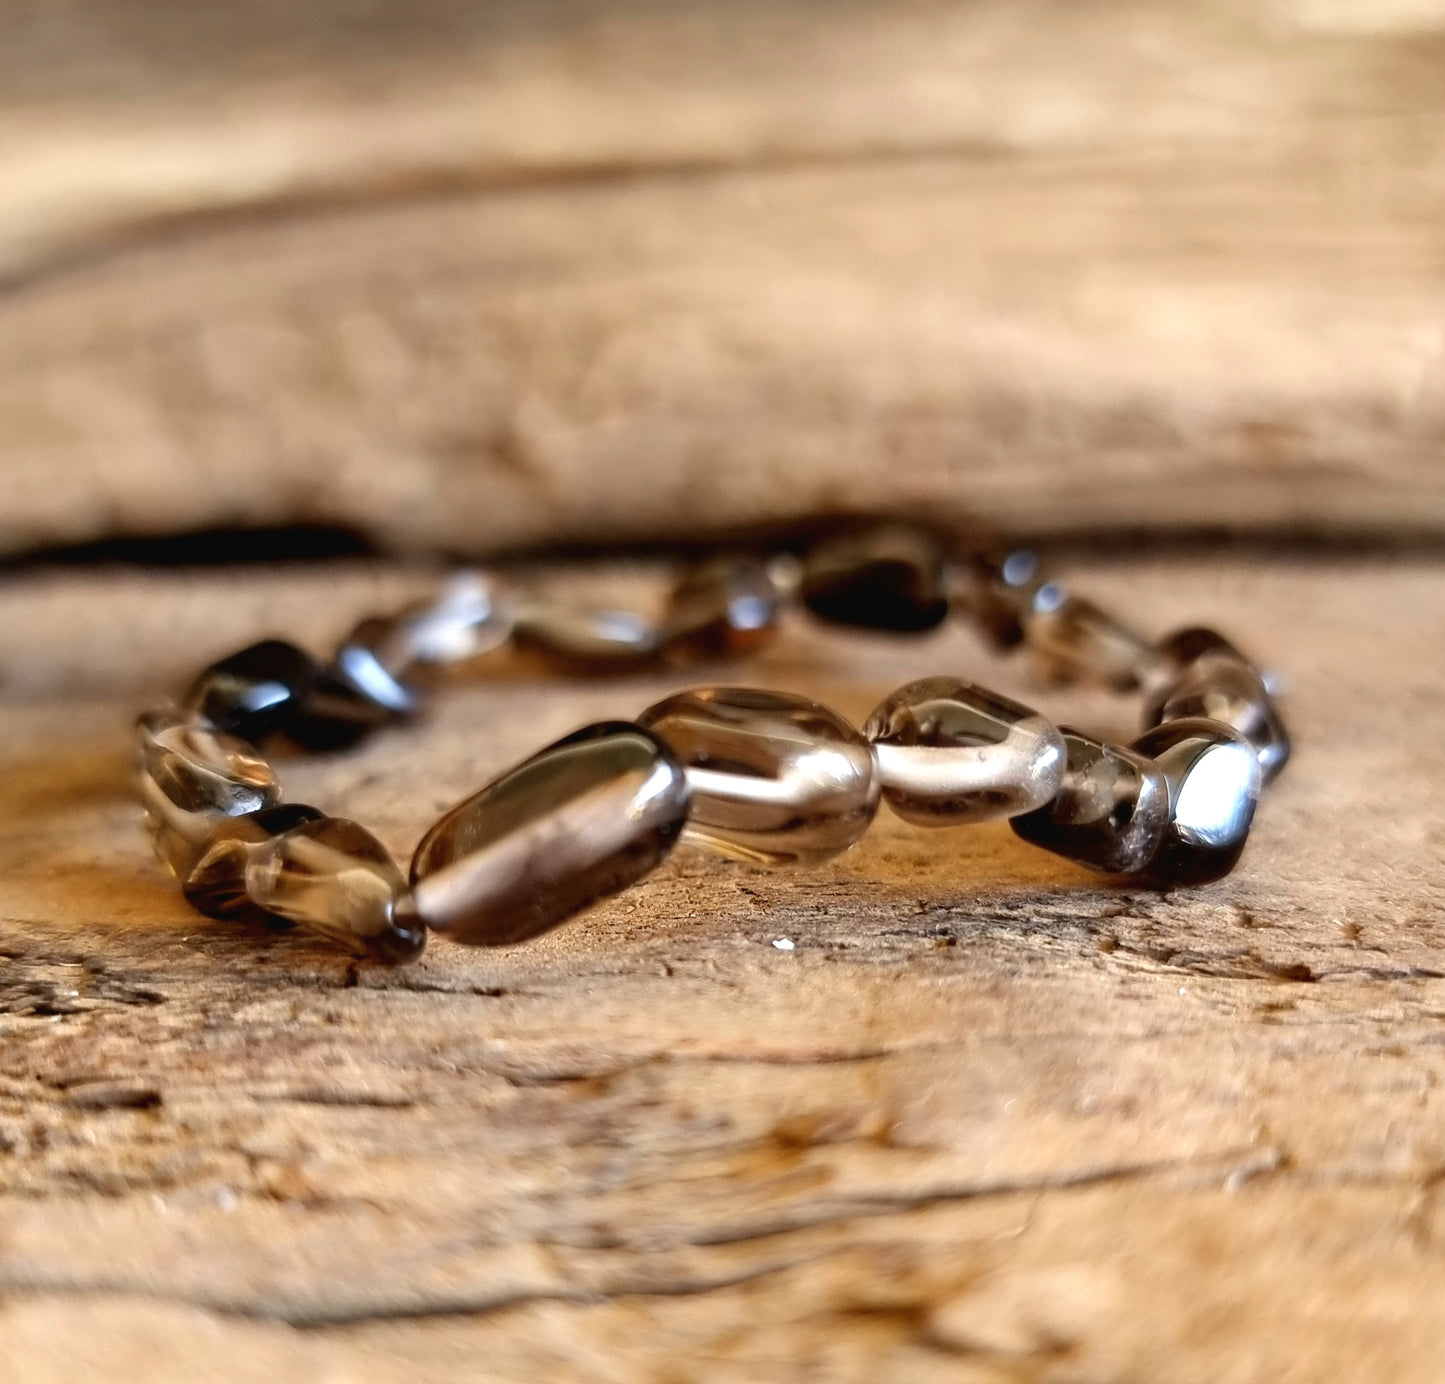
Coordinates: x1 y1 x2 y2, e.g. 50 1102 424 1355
3 0 1445 556
1 553 1443 1381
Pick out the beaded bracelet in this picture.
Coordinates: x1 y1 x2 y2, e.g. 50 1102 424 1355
133 525 1289 965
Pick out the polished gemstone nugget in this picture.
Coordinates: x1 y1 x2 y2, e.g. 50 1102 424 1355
244 815 424 964
799 525 949 632
1129 717 1262 886
638 687 879 866
661 556 780 663
1145 627 1290 783
135 708 281 876
1010 729 1169 872
863 677 1066 825
410 722 691 945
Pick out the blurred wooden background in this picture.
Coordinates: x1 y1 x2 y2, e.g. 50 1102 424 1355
3 5 1445 1382
2 0 1444 557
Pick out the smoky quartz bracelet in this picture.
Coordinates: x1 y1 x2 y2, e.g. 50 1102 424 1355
133 526 1288 963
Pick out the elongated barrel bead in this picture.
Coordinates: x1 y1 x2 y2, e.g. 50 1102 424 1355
410 723 691 945
1129 718 1262 886
244 816 425 963
1010 729 1170 872
134 709 282 876
800 525 949 632
1144 628 1290 783
512 605 661 674
339 573 512 687
949 550 1044 649
182 803 327 919
183 639 396 753
183 639 319 746
661 556 780 663
863 677 1066 825
1024 594 1156 692
637 688 879 866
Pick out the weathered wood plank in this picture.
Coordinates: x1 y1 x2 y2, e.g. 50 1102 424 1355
0 554 1442 1380
3 1 1445 555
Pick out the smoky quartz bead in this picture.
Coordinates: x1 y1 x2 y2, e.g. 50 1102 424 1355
184 638 406 753
661 556 780 664
340 573 513 685
1010 729 1170 873
333 620 423 718
863 677 1066 825
1024 593 1156 693
182 802 326 919
1144 627 1290 784
244 815 425 963
134 709 282 876
512 605 661 674
949 550 1045 649
799 524 949 633
637 687 879 866
1129 718 1262 886
183 639 320 746
410 722 691 946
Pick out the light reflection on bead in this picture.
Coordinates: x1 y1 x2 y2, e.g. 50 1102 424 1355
1129 718 1261 886
637 687 879 866
863 677 1066 825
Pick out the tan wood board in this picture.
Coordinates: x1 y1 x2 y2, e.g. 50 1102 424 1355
3 1 1445 555
1 553 1442 1381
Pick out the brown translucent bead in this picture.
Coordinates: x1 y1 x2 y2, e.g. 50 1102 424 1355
637 687 879 866
1024 593 1156 693
1144 628 1289 783
182 803 326 919
949 550 1046 649
134 708 281 876
1010 729 1170 873
244 816 424 964
1129 718 1261 886
863 677 1066 826
182 639 319 746
340 573 513 685
410 722 690 946
661 556 780 664
512 604 661 674
799 524 949 632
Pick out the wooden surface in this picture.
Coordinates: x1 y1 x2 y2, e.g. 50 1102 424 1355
3 552 1444 1381
4 0 1445 556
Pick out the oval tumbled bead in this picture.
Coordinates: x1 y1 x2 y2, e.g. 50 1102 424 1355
410 722 690 945
512 605 661 674
1144 628 1290 784
245 816 425 964
661 556 780 664
1129 717 1262 886
1010 729 1170 873
183 803 327 919
637 688 879 866
863 677 1066 826
134 709 282 876
799 524 949 633
1024 593 1156 693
